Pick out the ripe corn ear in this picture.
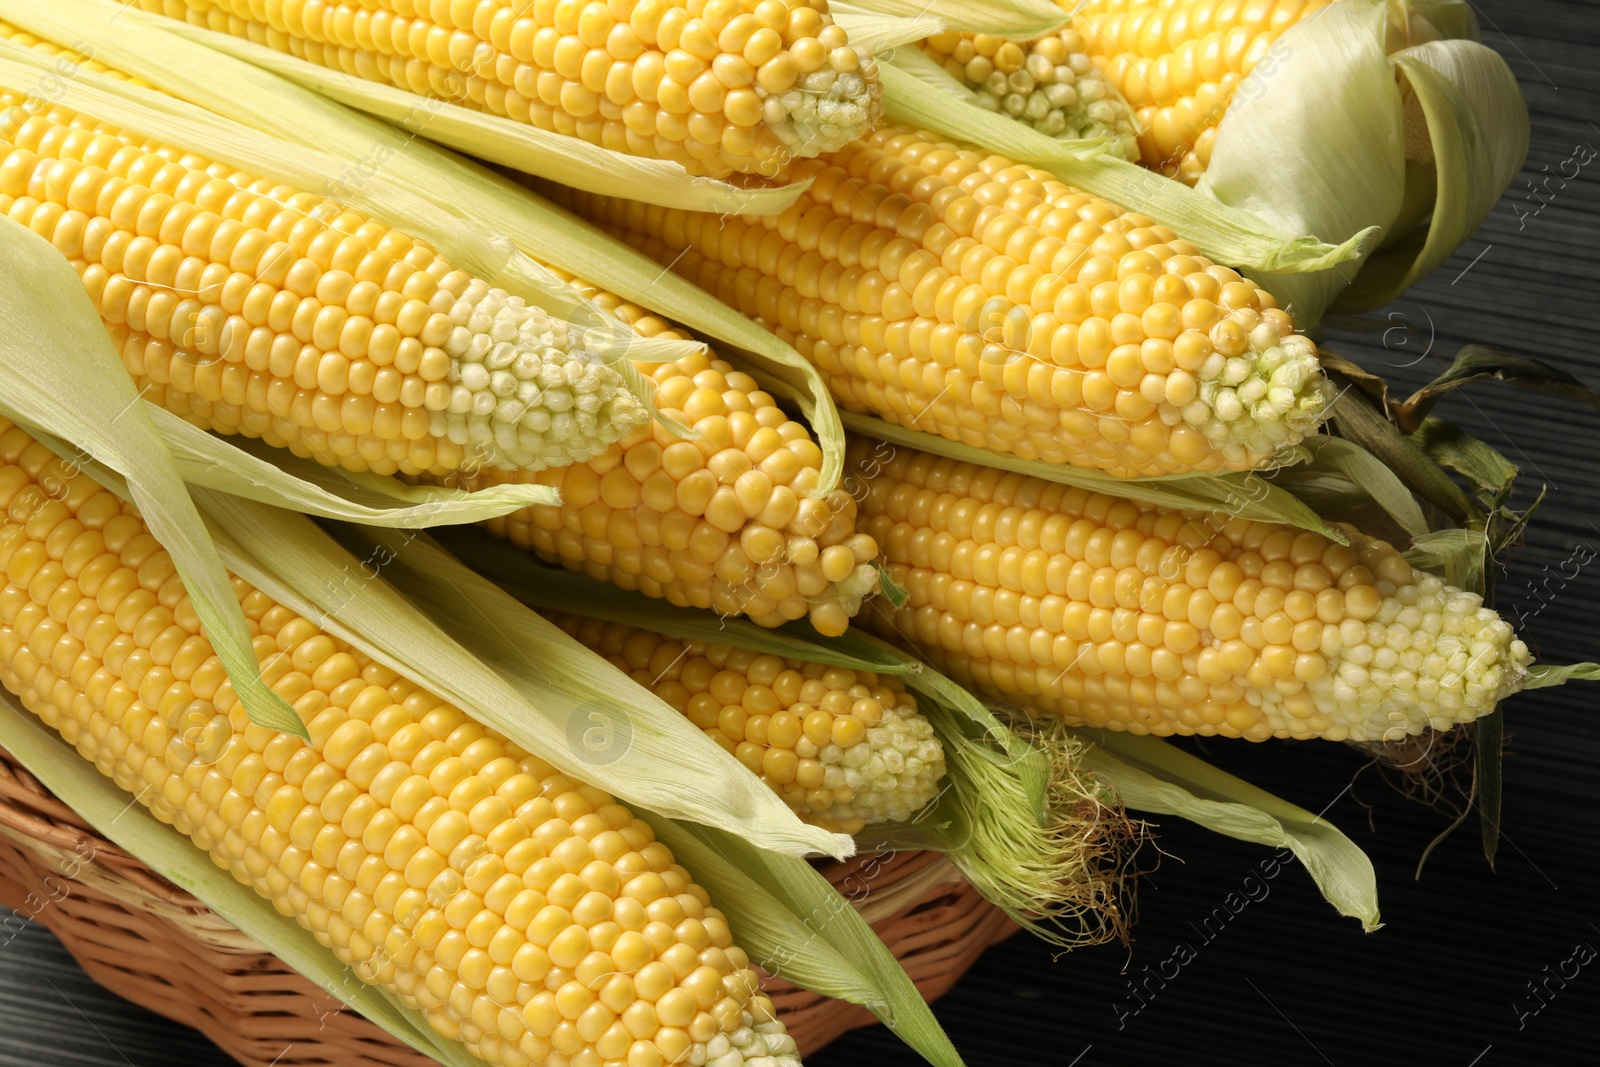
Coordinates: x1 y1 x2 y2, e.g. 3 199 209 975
553 612 944 834
848 437 1531 742
0 89 647 477
0 414 802 1067
460 267 879 635
134 0 881 179
550 123 1332 478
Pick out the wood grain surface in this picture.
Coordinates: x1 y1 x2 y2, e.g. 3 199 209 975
3 2 1596 1064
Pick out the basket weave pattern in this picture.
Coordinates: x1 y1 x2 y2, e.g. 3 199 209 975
0 747 1013 1065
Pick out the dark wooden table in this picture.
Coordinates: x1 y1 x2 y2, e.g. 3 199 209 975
4 2 1596 1064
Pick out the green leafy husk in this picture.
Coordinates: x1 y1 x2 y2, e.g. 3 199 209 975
1403 528 1490 590
875 51 1376 275
1321 356 1475 521
2 0 846 495
1300 436 1429 537
1075 730 1382 931
1523 663 1600 688
1394 345 1600 432
839 415 1345 540
188 494 852 859
836 0 1069 37
0 694 480 1067
1411 416 1519 500
441 531 1131 946
832 7 948 52
0 220 302 739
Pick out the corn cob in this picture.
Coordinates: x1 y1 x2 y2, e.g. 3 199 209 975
134 0 881 179
0 89 647 478
918 28 1138 148
552 612 944 833
0 414 802 1067
848 437 1532 743
460 266 879 635
550 124 1332 478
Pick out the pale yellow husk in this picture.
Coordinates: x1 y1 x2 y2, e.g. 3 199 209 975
1198 0 1528 323
1076 728 1382 930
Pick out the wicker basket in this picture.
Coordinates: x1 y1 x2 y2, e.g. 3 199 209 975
0 747 1014 1065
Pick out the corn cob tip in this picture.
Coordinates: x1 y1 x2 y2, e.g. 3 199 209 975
473 264 881 634
1181 327 1331 468
429 282 650 471
760 39 881 165
1298 531 1532 743
704 1013 803 1067
922 29 1138 149
564 615 944 834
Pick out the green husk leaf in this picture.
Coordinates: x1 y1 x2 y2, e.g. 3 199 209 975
1411 416 1519 500
0 695 478 1067
3 0 844 494
1263 467 1377 515
192 495 849 858
647 820 965 1067
0 219 303 739
841 414 1345 540
1322 362 1475 521
835 0 1069 37
147 405 560 526
1475 706 1502 865
447 533 1123 943
1302 436 1428 537
1521 662 1600 688
1077 730 1381 930
1403 528 1489 588
874 560 912 608
877 55 1375 275
1335 39 1529 312
141 7 808 215
1394 345 1600 432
